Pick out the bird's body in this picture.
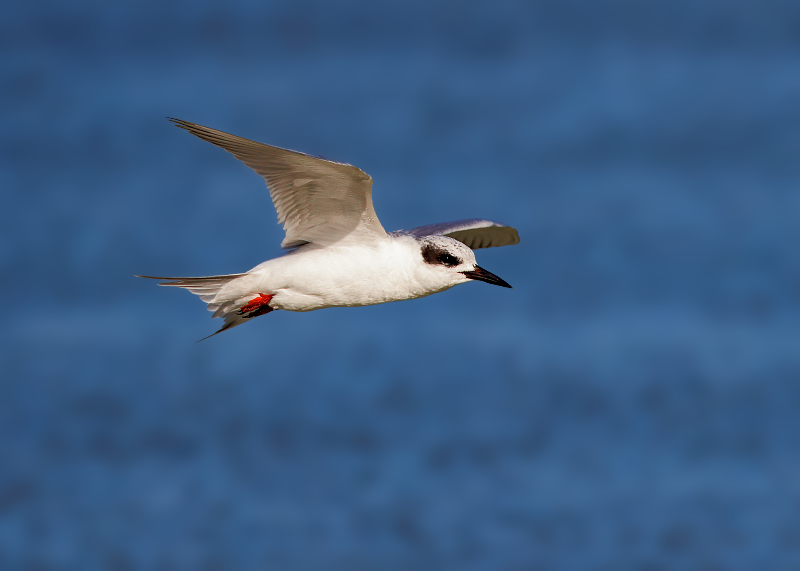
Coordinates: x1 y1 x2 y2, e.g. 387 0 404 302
138 120 520 339
248 237 449 311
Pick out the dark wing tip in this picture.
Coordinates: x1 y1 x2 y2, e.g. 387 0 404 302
446 225 520 249
167 118 211 138
167 117 188 129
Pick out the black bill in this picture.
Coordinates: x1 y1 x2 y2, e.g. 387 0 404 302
461 265 512 288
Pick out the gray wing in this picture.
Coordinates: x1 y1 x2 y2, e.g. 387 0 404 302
171 119 387 249
398 219 520 249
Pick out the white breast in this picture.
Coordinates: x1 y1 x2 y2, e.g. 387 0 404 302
241 236 453 312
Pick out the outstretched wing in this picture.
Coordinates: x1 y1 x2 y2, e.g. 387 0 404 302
170 119 387 249
398 219 520 249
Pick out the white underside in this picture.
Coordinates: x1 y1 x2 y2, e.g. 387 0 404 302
213 235 470 312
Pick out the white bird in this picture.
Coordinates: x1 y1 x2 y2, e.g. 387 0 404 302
138 119 520 340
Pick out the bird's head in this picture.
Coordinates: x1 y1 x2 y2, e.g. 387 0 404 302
417 236 512 290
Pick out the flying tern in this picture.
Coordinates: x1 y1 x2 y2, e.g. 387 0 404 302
138 119 520 340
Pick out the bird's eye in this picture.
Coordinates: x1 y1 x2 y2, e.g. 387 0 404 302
421 243 462 267
437 253 460 267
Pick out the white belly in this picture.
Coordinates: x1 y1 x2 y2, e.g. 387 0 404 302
242 239 452 312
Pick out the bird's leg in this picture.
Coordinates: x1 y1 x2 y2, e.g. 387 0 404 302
238 293 274 318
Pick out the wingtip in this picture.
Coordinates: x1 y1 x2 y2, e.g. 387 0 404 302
167 117 189 129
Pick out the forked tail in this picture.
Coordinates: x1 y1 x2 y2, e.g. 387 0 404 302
136 273 274 341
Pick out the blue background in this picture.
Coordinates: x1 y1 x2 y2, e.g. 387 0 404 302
3 0 800 568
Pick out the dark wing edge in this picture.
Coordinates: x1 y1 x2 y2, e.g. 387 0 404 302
396 219 520 249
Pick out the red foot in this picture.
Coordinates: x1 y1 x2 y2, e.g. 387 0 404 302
238 293 274 318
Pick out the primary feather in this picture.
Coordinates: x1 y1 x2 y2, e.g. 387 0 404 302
169 119 387 249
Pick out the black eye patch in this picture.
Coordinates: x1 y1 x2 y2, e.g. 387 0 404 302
437 253 460 267
421 243 461 267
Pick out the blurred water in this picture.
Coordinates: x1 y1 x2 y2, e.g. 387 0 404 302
2 0 800 569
